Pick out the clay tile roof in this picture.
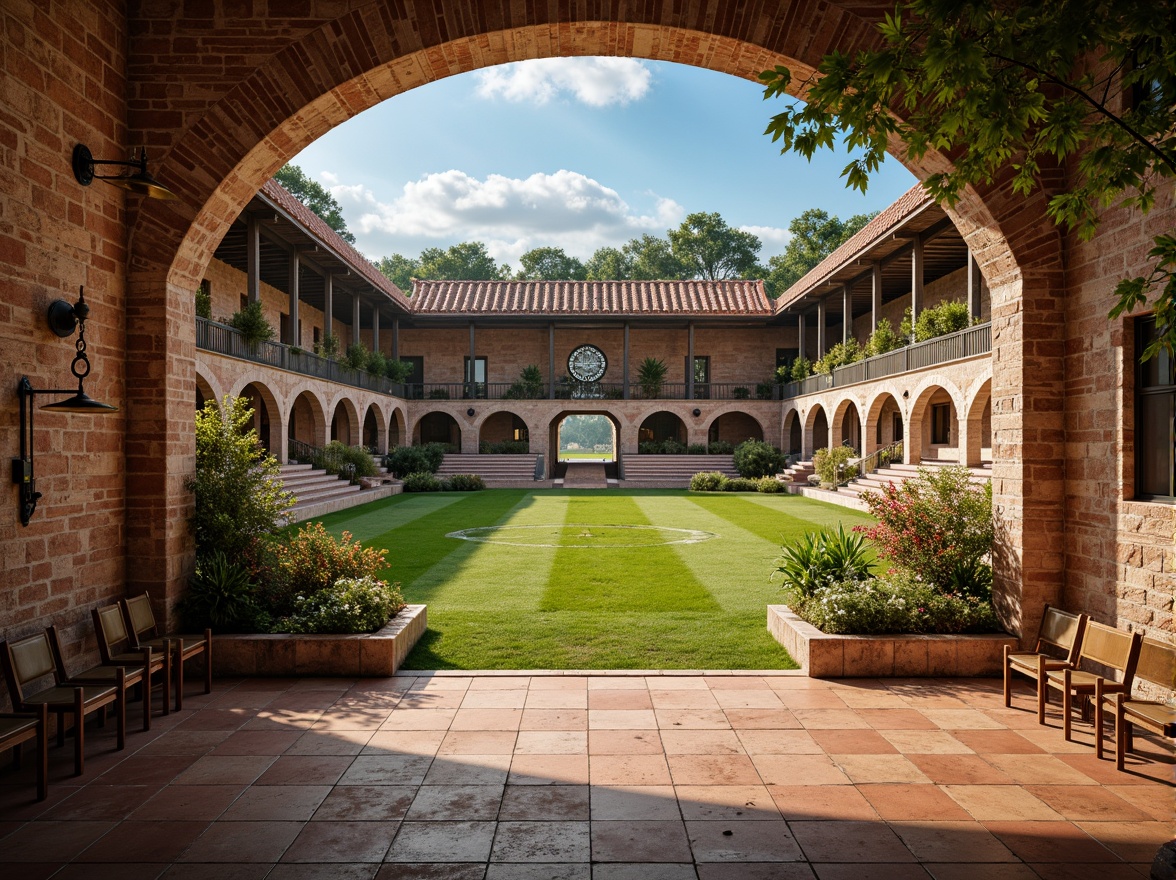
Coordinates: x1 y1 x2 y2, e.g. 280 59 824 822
775 183 935 311
410 279 773 317
259 179 412 311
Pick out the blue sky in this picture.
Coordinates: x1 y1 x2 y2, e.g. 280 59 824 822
291 59 917 271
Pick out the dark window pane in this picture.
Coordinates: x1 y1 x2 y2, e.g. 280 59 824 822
1138 392 1174 497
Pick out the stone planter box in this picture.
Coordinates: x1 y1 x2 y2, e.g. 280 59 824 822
213 604 427 677
768 604 1019 678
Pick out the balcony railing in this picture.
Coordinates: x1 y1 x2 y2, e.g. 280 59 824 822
781 322 991 399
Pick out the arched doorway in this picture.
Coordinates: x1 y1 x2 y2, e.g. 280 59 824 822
833 400 862 453
708 411 764 446
909 384 960 463
784 410 802 456
966 378 993 466
362 406 379 451
330 399 359 446
415 412 461 449
288 390 327 449
555 414 615 461
807 406 829 458
196 373 217 412
865 392 904 456
239 382 279 455
638 411 686 451
389 408 407 449
480 411 530 452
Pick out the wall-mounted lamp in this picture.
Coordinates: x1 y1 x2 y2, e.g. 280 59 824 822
466 408 475 417
692 408 701 418
13 287 118 526
902 390 910 399
72 144 180 201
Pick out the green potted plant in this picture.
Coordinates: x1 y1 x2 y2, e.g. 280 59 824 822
228 301 274 348
637 356 667 399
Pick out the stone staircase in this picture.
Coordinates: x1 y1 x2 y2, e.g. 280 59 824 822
436 454 542 487
778 459 815 487
278 459 401 523
621 454 739 488
560 462 608 489
837 461 993 500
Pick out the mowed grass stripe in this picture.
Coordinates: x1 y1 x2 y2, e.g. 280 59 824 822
314 492 467 544
686 493 874 548
539 493 720 613
630 494 783 614
737 493 878 531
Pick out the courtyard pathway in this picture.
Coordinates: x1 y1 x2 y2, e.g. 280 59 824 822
0 672 1172 878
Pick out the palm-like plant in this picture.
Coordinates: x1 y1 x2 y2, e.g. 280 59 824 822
637 356 668 399
774 524 873 601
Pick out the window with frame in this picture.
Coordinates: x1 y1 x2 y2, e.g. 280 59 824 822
1135 317 1175 500
930 403 952 445
463 356 488 399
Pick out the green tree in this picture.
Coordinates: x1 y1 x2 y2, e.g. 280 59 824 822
375 254 419 292
188 396 294 562
760 1 1176 357
416 241 508 281
668 212 763 280
764 209 875 297
273 164 356 245
622 234 688 280
585 246 632 280
517 246 588 280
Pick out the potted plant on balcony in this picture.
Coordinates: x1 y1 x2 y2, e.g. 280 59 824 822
228 301 275 350
637 356 667 399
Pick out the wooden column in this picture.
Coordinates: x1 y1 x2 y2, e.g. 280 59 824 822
391 317 399 361
687 321 695 400
911 234 924 325
623 322 630 400
323 274 334 341
872 261 883 332
468 322 476 397
841 284 851 344
967 250 983 320
246 215 260 304
817 298 827 357
798 313 806 361
287 248 299 345
548 323 555 399
351 293 361 346
372 308 380 353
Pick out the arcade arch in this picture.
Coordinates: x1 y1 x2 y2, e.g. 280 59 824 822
865 392 905 456
288 390 327 448
638 411 687 449
415 411 462 448
237 381 282 457
908 381 964 464
330 397 360 446
707 411 764 446
805 405 829 458
832 399 863 453
783 410 803 457
480 411 530 450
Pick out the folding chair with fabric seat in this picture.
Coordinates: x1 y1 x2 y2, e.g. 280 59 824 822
1097 637 1176 770
0 633 125 776
92 603 170 722
1003 604 1088 723
121 592 211 710
1045 621 1142 741
46 625 153 733
0 704 49 801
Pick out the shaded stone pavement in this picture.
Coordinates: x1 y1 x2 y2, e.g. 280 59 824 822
0 671 1172 878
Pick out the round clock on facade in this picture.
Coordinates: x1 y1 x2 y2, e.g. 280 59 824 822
567 344 608 383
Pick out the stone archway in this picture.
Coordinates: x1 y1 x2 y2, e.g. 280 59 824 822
832 398 863 454
965 378 993 466
783 410 803 457
638 411 687 450
288 390 328 449
124 2 1062 637
480 410 530 452
330 397 360 446
908 381 964 464
865 391 905 457
707 411 765 447
389 407 407 449
236 381 283 460
805 405 829 458
415 411 462 448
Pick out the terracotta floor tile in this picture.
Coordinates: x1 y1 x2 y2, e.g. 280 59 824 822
312 785 417 821
686 818 803 861
589 710 659 729
77 819 208 862
0 819 115 862
655 709 732 730
698 865 816 880
590 690 654 711
132 784 246 821
339 755 435 786
421 754 511 786
255 755 353 785
948 730 1044 754
855 709 938 730
490 820 590 861
179 820 303 862
768 784 878 821
590 754 672 786
789 820 916 863
877 731 972 754
205 730 301 756
44 784 163 820
668 753 761 786
220 784 331 821
523 690 588 710
508 753 589 785
526 677 587 691
280 819 398 862
378 861 484 877
907 754 1013 785
920 864 1038 880
660 729 744 755
859 784 972 820
269 865 378 880
588 677 648 690
649 690 721 710
981 820 1121 862
591 819 692 862
832 755 930 784
944 785 1063 821
361 730 443 757
888 819 1020 863
309 710 389 733
793 710 871 730
96 755 199 786
710 690 785 710
173 755 276 786
448 709 523 731
773 691 849 710
724 709 802 729
436 730 517 755
811 865 931 880
407 678 472 692
519 710 588 731
1024 784 1154 821
981 754 1098 785
809 729 898 755
291 729 374 755
706 677 774 690
176 709 251 731
385 820 496 862
1074 819 1176 862
396 692 466 710
379 710 457 731
922 710 1006 731
602 865 700 880
737 730 822 755
675 784 780 820
468 678 530 692
513 730 586 754
751 754 851 786
1105 784 1176 821
588 729 664 755
1057 752 1173 785
52 864 171 880
1025 864 1152 880
459 690 527 709
134 730 231 757
590 785 681 820
499 785 589 820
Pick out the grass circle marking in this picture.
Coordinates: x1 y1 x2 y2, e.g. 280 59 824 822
446 523 717 548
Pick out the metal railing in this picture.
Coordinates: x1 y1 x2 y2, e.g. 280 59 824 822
851 440 904 481
287 437 355 480
782 323 991 399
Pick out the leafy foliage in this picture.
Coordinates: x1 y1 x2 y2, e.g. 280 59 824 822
277 576 404 635
188 396 293 562
480 440 530 454
763 209 875 296
865 318 906 356
274 164 356 245
322 441 377 481
178 550 262 632
271 522 387 598
386 444 446 477
913 300 972 342
314 333 340 360
417 241 508 281
443 474 485 491
814 338 864 374
374 253 419 292
774 524 874 601
344 342 368 370
789 355 813 381
637 356 668 398
668 212 762 280
733 439 785 478
228 301 275 346
706 440 734 454
690 471 729 491
402 471 444 492
517 247 587 280
756 476 786 494
385 359 414 382
760 1 1176 356
195 284 212 320
813 445 859 485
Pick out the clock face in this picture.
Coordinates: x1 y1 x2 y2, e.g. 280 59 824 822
567 344 607 382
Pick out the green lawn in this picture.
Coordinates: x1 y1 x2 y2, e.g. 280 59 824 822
314 489 874 670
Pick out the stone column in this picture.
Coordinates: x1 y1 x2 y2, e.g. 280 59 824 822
548 323 555 399
968 250 983 320
817 298 827 357
372 308 380 353
842 284 852 344
623 322 630 399
324 274 334 343
798 313 806 361
911 234 924 325
351 293 361 346
687 321 695 400
391 317 399 362
871 262 883 332
468 322 476 398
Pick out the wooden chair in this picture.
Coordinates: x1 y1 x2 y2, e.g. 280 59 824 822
1003 604 1088 723
0 633 125 776
93 603 170 722
1097 637 1176 770
0 704 48 801
121 593 211 710
47 625 153 733
1045 621 1142 741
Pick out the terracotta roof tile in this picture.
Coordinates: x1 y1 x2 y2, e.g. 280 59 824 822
410 279 773 317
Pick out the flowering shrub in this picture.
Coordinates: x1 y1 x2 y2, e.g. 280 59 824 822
271 522 387 597
856 466 993 591
278 576 405 634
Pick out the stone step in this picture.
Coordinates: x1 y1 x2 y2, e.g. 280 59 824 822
562 462 608 489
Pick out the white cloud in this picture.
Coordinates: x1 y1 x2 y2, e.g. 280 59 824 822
740 224 792 258
475 58 652 107
330 169 684 267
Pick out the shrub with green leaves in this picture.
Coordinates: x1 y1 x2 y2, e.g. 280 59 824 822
178 550 262 632
756 476 785 494
315 333 340 360
277 576 405 634
774 524 874 601
271 522 388 598
689 471 729 492
733 439 784 477
403 471 444 492
687 443 708 455
385 359 413 382
790 355 812 381
364 349 387 376
813 445 858 486
195 286 212 320
865 317 905 356
479 440 529 454
814 338 864 374
913 300 972 342
188 396 294 563
345 342 368 370
228 301 274 345
386 443 446 477
637 356 668 398
707 440 734 454
322 441 377 480
724 477 759 492
444 473 485 491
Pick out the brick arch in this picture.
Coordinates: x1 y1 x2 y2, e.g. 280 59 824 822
233 379 285 459
803 403 830 459
363 400 389 453
287 389 328 449
704 410 766 446
830 394 866 453
328 395 361 446
782 408 803 457
907 376 966 465
388 406 408 448
478 410 530 448
965 377 993 467
194 365 223 411
123 2 1064 639
864 390 905 456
